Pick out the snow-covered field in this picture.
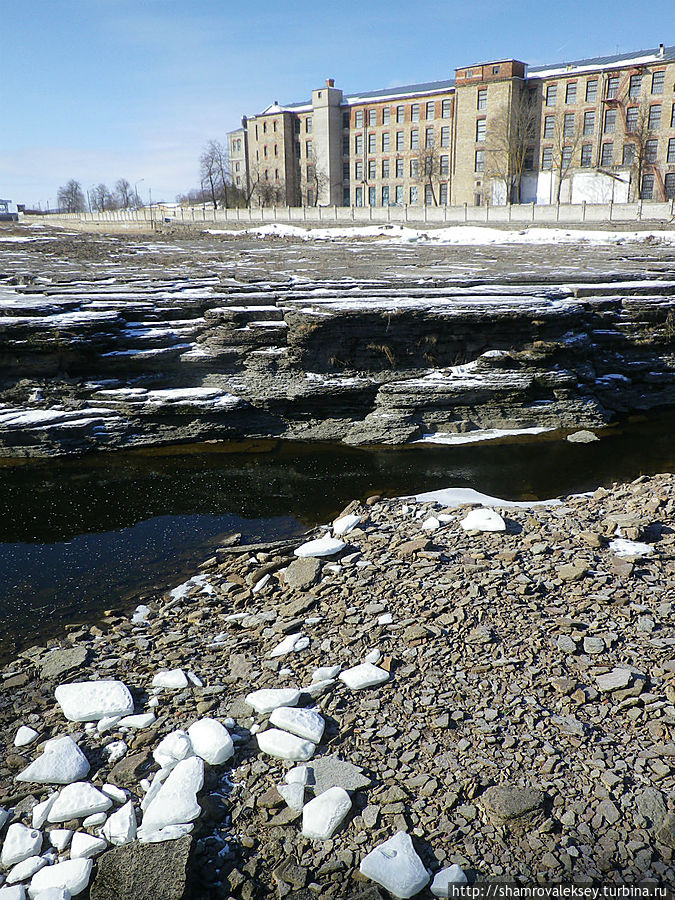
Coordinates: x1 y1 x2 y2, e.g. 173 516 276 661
206 222 675 246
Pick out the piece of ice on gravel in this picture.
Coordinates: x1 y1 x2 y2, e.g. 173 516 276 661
103 741 127 764
118 713 156 729
333 514 361 536
312 666 341 682
0 887 27 900
187 718 234 765
301 786 352 839
359 831 430 898
431 864 468 896
82 812 107 827
422 516 440 531
101 784 127 804
460 508 506 533
31 890 70 900
69 833 107 859
152 730 194 770
28 858 93 899
339 663 390 690
269 707 325 743
141 757 204 833
96 716 122 734
294 536 346 558
609 538 653 558
7 855 48 884
285 765 309 785
269 633 309 658
152 669 188 689
48 783 112 823
55 681 133 722
32 793 57 829
14 726 39 748
256 729 316 761
48 830 72 851
16 736 90 785
277 782 305 811
102 800 137 845
244 688 300 714
364 649 382 665
1 823 43 867
137 823 193 844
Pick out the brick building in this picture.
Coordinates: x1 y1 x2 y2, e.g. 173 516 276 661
228 43 675 208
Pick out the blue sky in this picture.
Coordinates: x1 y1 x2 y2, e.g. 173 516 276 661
2 0 673 207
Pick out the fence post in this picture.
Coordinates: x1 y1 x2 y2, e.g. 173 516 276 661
556 203 560 222
608 200 613 222
405 204 409 223
303 205 306 222
508 204 512 222
582 201 586 222
464 203 468 223
334 205 338 221
638 200 643 221
531 202 535 222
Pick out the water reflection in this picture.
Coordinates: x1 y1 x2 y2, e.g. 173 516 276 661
1 411 674 660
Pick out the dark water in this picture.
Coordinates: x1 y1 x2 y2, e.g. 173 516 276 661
1 413 675 661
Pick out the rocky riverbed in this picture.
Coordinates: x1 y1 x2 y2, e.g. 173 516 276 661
0 223 674 456
1 473 673 898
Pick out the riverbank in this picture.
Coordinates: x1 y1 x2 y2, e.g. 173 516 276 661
1 474 673 897
1 224 675 457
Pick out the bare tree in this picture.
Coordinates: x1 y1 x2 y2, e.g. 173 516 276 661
200 140 231 209
412 144 444 206
114 178 134 209
485 89 538 204
90 183 117 212
252 173 285 207
550 110 584 204
617 96 658 201
56 179 86 213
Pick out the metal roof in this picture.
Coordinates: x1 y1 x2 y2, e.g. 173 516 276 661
268 44 674 114
529 44 675 74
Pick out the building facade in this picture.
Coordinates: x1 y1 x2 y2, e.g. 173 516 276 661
228 44 675 208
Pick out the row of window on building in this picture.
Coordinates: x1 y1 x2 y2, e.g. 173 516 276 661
343 155 451 181
473 137 675 177
544 70 667 106
346 183 451 207
349 126 452 154
352 99 453 128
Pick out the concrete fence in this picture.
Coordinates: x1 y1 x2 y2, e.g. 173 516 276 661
23 198 675 230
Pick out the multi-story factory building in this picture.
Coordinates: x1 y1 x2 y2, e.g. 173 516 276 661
228 43 675 208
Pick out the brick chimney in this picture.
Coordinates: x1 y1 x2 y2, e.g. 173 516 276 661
326 78 335 88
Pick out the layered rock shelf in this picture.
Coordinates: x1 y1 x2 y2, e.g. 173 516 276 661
0 226 674 456
0 474 673 896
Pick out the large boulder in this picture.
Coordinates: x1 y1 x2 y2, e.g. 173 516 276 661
89 835 193 900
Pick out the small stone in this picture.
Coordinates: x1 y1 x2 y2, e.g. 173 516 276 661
595 669 632 692
480 785 544 821
583 636 605 655
307 756 372 794
557 635 577 654
284 557 322 591
566 430 598 443
301 786 352 840
39 646 88 680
